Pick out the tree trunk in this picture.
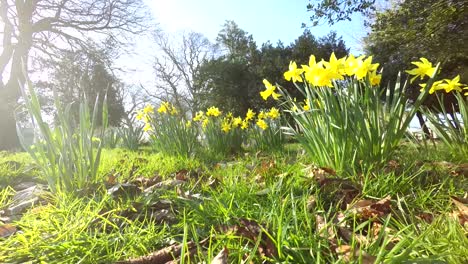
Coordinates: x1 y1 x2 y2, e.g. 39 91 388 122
0 98 20 151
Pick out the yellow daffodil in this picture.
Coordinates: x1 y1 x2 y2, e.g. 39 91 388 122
143 104 154 114
258 110 266 119
202 117 209 128
406 57 437 83
303 99 310 111
261 79 281 100
463 87 468 96
232 117 243 127
440 75 464 93
158 102 170 113
369 70 382 86
135 110 145 121
267 107 280 119
186 120 192 127
193 111 204 122
284 61 304 82
355 56 379 80
302 57 334 87
143 123 152 132
206 106 221 117
241 119 249 130
245 108 255 121
419 80 444 94
344 54 365 76
256 119 268 130
221 119 231 133
170 105 178 115
323 52 346 79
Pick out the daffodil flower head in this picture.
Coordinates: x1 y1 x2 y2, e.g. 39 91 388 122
419 80 444 94
284 61 304 83
322 53 345 80
368 70 382 86
406 57 437 83
261 79 281 100
143 123 152 132
355 56 379 80
267 107 280 119
202 117 209 128
245 108 255 121
158 102 170 114
256 119 268 130
206 106 221 117
302 62 334 87
258 110 266 120
241 119 249 130
193 111 204 122
143 104 154 114
232 117 243 127
135 110 145 121
169 104 178 115
441 75 464 93
221 118 231 133
344 54 362 76
303 99 310 111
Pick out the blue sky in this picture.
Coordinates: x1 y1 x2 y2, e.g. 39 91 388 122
119 1 368 91
149 0 367 53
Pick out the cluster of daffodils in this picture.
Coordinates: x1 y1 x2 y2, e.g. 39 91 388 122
192 106 280 133
136 102 179 131
406 57 468 95
261 52 382 101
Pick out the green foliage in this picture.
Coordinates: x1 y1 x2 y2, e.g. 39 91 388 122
365 0 468 85
196 59 259 115
201 115 244 158
424 92 468 159
248 115 285 152
103 127 120 148
39 44 126 126
0 144 467 263
194 22 349 114
17 80 107 193
279 59 438 174
146 105 199 158
306 0 376 26
118 124 144 151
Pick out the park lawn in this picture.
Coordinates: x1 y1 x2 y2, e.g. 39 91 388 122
0 143 467 263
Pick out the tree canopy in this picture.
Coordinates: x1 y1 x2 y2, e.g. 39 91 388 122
193 21 349 114
0 0 150 150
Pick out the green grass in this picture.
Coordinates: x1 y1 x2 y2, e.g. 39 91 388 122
0 143 467 263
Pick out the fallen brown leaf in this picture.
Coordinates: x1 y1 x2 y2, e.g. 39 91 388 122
175 169 189 181
219 219 278 260
349 196 392 221
450 196 468 226
0 223 16 238
336 244 376 264
211 247 229 264
115 237 210 264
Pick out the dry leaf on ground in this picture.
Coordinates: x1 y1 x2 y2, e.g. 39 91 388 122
219 218 278 260
0 223 16 238
211 247 229 264
348 196 392 221
450 196 468 226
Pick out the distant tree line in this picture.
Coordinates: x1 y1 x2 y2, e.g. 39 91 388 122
152 20 349 117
